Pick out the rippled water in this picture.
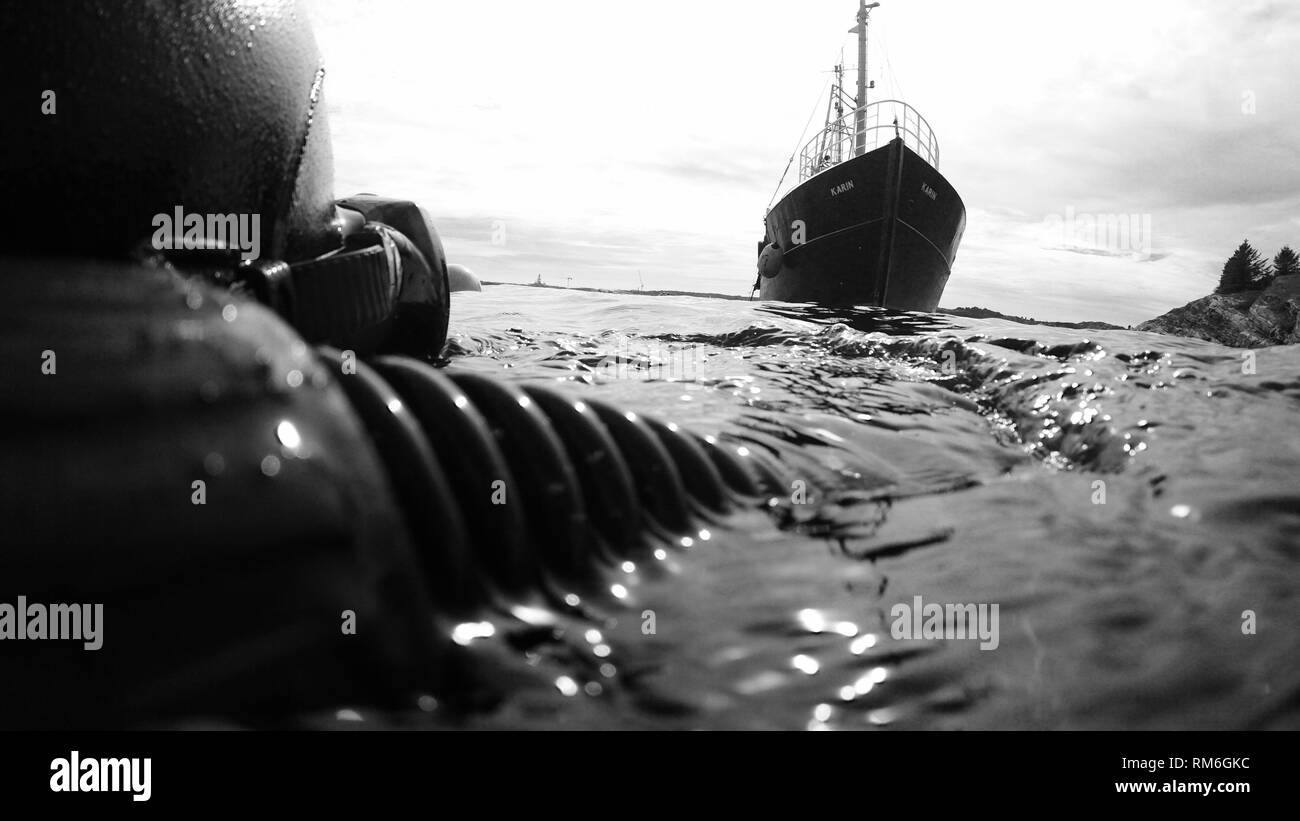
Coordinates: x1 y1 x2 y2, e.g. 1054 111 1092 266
352 284 1300 730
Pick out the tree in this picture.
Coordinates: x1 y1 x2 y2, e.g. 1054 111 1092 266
1217 240 1268 295
1273 246 1299 280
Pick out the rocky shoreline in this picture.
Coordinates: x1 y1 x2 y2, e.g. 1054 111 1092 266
1138 274 1300 347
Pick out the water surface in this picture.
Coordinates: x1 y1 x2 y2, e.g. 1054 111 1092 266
354 284 1300 730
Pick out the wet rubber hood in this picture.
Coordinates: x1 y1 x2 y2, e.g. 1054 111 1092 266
1 0 337 262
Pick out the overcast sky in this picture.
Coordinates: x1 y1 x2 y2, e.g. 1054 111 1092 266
310 0 1300 325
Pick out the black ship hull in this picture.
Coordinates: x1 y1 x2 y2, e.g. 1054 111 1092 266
758 137 965 311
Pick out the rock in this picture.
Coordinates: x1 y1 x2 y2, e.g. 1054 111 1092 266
1137 275 1300 347
1137 291 1269 346
1247 274 1300 343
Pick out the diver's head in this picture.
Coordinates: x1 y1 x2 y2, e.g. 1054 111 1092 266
2 0 337 262
4 1 451 359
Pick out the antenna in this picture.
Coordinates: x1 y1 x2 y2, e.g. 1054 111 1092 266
850 1 881 157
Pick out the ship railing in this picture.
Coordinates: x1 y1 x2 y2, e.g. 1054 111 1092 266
798 100 940 182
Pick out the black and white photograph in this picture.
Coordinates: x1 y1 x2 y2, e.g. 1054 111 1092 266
0 0 1293 802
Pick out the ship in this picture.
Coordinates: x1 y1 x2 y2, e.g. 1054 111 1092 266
755 1 965 311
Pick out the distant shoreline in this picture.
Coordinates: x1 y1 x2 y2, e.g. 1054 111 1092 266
939 306 1126 331
480 280 756 302
479 281 1126 330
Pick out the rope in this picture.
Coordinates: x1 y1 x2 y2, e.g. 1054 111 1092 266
765 76 831 214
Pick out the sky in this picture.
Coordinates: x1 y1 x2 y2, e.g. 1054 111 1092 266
308 0 1300 326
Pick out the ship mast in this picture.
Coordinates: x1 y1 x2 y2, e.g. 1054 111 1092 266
852 1 880 157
